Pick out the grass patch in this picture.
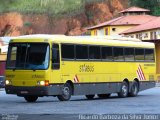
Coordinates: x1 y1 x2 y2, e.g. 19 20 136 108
0 0 83 16
0 0 108 16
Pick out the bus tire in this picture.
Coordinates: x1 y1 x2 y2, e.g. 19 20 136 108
98 94 111 99
118 81 129 98
85 95 95 100
57 83 72 101
24 96 38 102
128 81 139 97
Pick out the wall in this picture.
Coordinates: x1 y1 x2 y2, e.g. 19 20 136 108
91 25 134 36
0 53 7 61
124 29 160 41
0 61 6 76
109 25 135 36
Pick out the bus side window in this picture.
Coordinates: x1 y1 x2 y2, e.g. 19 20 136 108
145 49 154 62
89 46 101 60
135 48 145 61
114 47 124 61
52 44 60 69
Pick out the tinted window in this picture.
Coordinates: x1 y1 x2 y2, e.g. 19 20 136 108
102 47 113 61
135 48 144 61
114 47 124 61
52 44 60 69
125 48 134 61
61 44 74 59
76 45 88 60
145 49 154 61
89 46 101 60
6 43 49 70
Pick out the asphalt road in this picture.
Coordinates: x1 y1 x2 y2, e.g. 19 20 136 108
0 87 160 120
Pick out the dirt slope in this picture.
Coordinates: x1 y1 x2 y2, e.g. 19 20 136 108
0 0 128 36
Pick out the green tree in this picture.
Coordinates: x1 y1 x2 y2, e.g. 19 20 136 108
129 0 160 16
0 0 14 12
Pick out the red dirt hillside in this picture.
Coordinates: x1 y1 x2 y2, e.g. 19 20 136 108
0 0 128 36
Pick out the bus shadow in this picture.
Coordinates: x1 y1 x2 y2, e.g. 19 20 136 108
69 94 152 102
16 94 152 103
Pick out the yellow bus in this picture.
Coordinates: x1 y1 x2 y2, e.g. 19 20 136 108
5 35 156 102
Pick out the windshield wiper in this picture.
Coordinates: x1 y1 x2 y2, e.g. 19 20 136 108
12 67 16 71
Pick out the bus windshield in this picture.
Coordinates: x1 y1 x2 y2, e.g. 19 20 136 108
6 43 50 70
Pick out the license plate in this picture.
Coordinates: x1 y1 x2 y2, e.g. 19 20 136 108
20 91 28 94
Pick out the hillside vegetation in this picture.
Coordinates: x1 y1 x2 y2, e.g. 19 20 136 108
0 0 159 16
0 0 107 16
130 0 160 16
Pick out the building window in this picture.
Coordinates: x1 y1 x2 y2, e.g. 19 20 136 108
150 32 154 39
105 28 108 35
130 35 134 38
97 28 104 36
94 30 97 35
139 33 142 40
150 31 157 40
156 30 160 37
154 31 157 39
143 33 148 38
136 34 142 40
136 34 139 39
112 28 116 32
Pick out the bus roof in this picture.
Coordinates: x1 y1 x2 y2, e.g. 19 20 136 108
10 34 154 48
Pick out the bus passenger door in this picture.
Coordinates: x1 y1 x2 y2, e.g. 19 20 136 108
51 44 61 84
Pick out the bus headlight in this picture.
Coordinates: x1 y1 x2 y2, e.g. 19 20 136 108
5 80 12 85
37 80 49 86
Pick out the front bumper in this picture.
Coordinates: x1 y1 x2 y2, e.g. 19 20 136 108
5 85 63 96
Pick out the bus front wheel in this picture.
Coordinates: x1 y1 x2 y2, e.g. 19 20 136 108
24 96 38 102
57 83 72 101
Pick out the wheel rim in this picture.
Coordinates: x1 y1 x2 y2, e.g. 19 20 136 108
62 86 70 97
122 84 128 96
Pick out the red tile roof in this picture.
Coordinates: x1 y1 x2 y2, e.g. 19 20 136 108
121 17 160 34
119 6 150 13
87 15 156 30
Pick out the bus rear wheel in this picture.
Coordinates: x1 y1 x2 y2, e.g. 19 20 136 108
57 83 72 101
85 95 95 100
98 94 111 99
118 81 129 98
129 81 139 97
24 96 38 102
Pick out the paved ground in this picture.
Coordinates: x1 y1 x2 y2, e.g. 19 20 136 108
0 87 160 120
